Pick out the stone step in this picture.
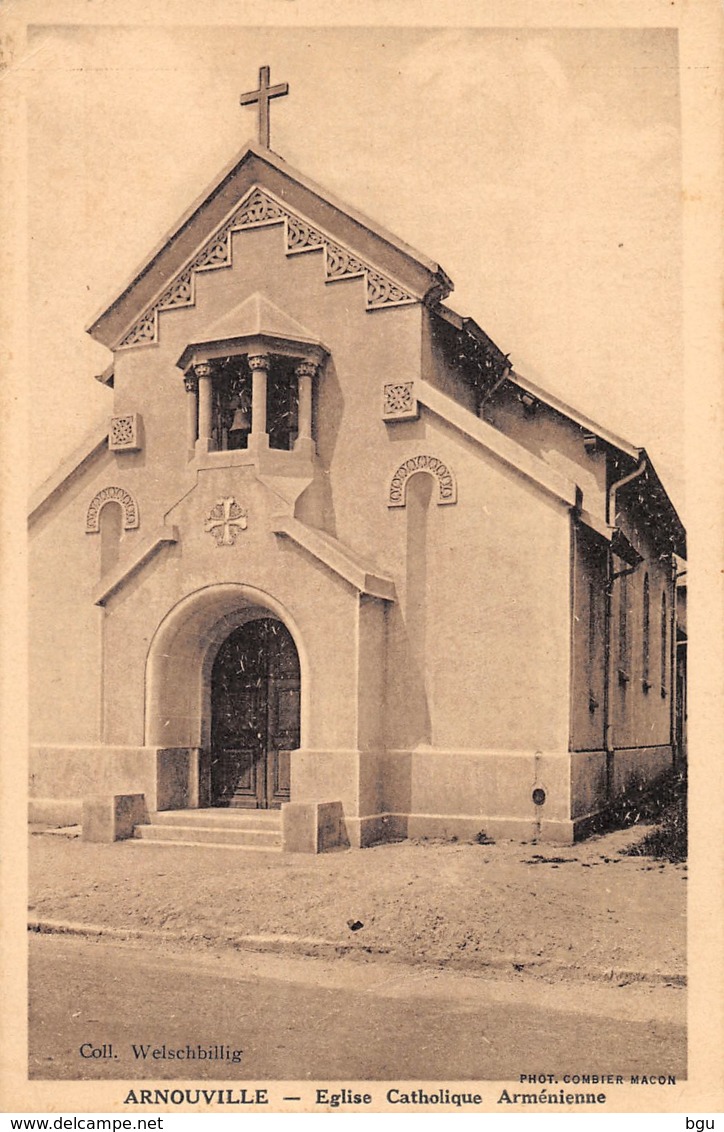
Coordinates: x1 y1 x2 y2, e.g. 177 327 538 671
134 823 282 849
147 808 281 830
129 839 280 853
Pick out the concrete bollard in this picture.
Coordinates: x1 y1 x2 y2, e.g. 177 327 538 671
281 800 350 853
82 793 148 843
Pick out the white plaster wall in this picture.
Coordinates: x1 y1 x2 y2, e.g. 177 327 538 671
29 449 114 744
99 474 361 752
381 410 573 754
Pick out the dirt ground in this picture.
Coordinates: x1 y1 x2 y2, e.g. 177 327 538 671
28 825 686 982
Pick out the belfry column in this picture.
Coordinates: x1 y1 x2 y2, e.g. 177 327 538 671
184 373 198 455
247 353 270 451
294 360 317 457
195 361 214 453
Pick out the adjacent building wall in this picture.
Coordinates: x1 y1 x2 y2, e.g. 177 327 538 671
610 479 676 760
569 471 677 825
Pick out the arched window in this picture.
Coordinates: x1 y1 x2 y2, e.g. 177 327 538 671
618 573 629 685
642 573 651 690
661 590 668 697
588 579 598 712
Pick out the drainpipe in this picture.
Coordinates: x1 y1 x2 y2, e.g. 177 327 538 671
603 458 647 790
670 561 685 764
673 566 687 765
477 366 510 420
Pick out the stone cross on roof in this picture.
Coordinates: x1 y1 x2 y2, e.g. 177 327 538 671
239 65 289 149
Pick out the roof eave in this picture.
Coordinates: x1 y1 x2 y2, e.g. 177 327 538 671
510 367 642 460
431 304 510 369
638 451 687 559
176 332 329 373
29 422 110 524
94 361 114 387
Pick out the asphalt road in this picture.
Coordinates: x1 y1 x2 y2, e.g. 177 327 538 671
29 934 686 1081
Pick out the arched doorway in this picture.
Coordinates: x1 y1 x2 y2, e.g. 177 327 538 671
145 585 308 811
210 617 300 809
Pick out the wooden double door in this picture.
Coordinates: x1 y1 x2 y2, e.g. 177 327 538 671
210 617 300 809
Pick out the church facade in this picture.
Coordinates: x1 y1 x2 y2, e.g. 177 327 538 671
28 134 686 850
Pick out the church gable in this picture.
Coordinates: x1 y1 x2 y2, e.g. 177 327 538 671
87 145 452 358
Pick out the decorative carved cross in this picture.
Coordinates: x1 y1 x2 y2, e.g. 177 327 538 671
204 498 248 546
239 65 289 148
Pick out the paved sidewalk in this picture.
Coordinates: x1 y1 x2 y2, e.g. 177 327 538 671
28 825 686 984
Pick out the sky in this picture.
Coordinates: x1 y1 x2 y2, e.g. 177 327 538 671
24 22 684 511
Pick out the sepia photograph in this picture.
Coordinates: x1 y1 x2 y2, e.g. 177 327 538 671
2 0 722 1118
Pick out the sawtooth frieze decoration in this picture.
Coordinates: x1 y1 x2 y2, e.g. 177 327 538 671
117 186 417 349
204 497 249 547
383 381 418 421
388 455 457 508
86 486 140 532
